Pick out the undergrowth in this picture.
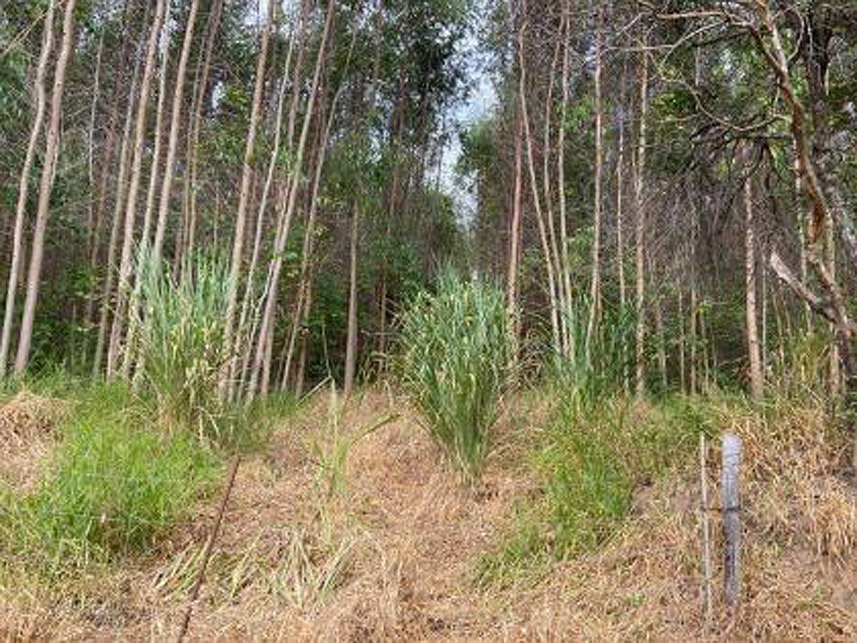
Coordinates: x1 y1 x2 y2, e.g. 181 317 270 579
0 383 221 579
478 394 707 585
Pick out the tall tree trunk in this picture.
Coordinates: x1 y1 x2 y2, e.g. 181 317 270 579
13 0 78 375
234 2 308 396
0 0 56 378
744 146 764 400
557 5 573 356
222 0 275 396
152 0 201 263
93 40 145 376
221 2 274 396
518 12 562 356
249 0 334 397
124 14 173 379
84 17 133 330
344 201 360 395
181 0 224 279
633 47 649 397
826 219 840 393
587 3 604 346
106 0 169 377
507 104 524 354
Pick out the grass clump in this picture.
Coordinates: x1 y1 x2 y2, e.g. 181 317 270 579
479 395 703 584
1 383 219 572
135 249 236 444
398 271 513 481
552 294 635 412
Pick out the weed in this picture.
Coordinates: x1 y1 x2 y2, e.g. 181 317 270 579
398 271 513 481
479 394 700 584
552 294 635 412
135 247 234 443
0 383 220 573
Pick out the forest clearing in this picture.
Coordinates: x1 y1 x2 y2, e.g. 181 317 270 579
2 0 857 640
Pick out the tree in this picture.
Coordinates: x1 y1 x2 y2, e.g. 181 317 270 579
14 0 78 375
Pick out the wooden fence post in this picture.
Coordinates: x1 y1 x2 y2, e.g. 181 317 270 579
722 432 742 607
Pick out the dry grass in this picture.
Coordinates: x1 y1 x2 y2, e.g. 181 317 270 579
0 391 67 493
3 388 857 641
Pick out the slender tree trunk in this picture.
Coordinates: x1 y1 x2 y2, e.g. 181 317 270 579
518 14 561 356
0 0 55 378
678 288 686 392
181 0 224 279
234 5 307 396
153 0 201 263
344 201 360 395
587 4 604 346
84 28 105 248
743 148 764 400
93 42 145 376
557 6 573 356
540 23 566 354
249 0 334 397
826 219 840 393
634 48 649 397
222 0 275 396
124 14 173 378
14 0 78 375
507 105 524 353
106 0 169 377
615 106 626 311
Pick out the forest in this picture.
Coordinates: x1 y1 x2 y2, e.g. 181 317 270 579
2 0 857 638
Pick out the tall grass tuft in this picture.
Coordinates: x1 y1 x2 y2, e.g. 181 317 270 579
135 247 234 443
398 271 513 481
553 294 635 412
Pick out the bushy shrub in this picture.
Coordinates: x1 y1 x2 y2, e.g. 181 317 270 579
398 271 513 481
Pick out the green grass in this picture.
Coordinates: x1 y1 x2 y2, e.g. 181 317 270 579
0 383 220 576
397 271 514 481
478 394 706 585
552 294 636 412
135 248 235 444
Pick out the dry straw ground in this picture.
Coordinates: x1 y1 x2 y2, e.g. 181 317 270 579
2 389 857 641
0 391 66 494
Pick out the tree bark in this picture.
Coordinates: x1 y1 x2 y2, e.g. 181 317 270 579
634 47 649 397
743 145 763 400
222 0 275 396
181 0 224 279
0 0 56 378
152 0 201 263
249 0 334 397
14 0 78 375
587 3 604 347
106 0 169 377
92 39 145 377
344 201 360 395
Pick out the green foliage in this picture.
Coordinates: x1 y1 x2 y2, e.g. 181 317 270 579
398 270 513 481
1 383 219 570
552 294 636 412
135 248 235 444
479 395 703 584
